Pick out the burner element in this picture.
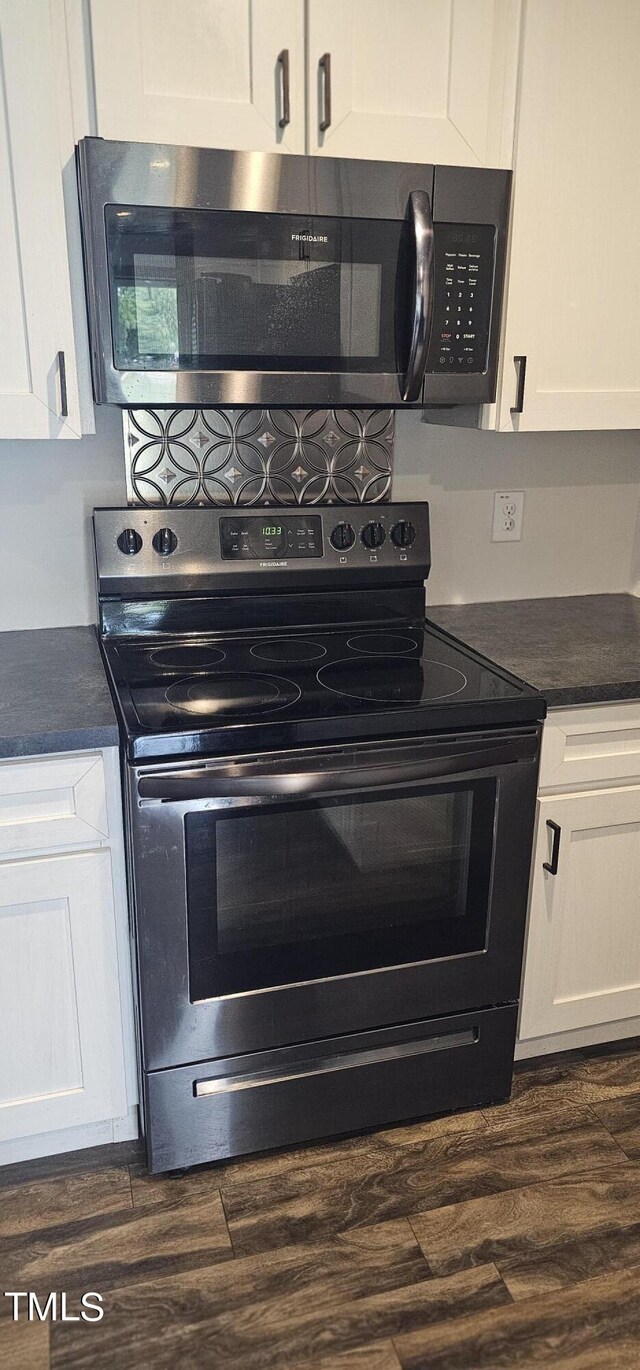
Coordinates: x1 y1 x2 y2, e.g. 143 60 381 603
250 638 327 664
348 633 418 656
317 657 467 705
165 672 300 718
151 646 226 670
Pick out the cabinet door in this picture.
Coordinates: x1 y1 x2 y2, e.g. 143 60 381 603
306 0 520 165
90 0 305 153
0 850 128 1141
520 788 640 1041
0 0 84 437
497 0 640 430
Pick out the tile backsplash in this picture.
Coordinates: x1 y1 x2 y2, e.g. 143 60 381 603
124 407 394 507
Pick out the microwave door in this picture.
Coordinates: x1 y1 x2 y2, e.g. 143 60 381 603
103 203 409 406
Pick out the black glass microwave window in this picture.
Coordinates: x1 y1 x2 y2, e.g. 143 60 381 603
185 779 495 1000
105 205 404 374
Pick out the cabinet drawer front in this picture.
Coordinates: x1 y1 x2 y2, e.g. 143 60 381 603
0 754 108 856
539 704 640 792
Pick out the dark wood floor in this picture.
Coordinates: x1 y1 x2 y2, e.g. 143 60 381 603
3 1039 640 1368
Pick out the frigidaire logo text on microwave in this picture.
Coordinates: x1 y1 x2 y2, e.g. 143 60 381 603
291 233 328 242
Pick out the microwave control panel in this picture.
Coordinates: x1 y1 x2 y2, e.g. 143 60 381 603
426 223 496 375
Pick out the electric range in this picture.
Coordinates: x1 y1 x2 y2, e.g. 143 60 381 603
94 502 545 1172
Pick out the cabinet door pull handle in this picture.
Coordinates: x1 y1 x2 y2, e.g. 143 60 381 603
319 52 332 132
57 350 68 418
277 49 290 128
543 820 561 875
511 354 527 414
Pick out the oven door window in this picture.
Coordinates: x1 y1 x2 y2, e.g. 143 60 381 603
105 205 406 374
185 780 495 1000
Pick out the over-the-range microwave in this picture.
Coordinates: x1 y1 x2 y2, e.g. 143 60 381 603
76 137 511 409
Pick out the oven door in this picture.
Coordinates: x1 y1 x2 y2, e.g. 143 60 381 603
130 728 540 1070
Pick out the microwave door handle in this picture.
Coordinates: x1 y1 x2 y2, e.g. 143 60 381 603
137 739 534 803
402 190 435 402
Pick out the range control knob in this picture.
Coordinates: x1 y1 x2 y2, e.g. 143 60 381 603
361 521 386 550
391 520 416 549
330 522 356 551
152 527 178 556
117 528 142 556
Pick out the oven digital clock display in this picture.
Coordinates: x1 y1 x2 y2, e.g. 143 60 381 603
220 515 323 560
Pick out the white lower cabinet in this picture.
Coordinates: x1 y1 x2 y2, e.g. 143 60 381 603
0 850 127 1140
0 748 136 1160
520 704 640 1047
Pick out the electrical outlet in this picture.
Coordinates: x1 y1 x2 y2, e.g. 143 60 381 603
492 491 524 542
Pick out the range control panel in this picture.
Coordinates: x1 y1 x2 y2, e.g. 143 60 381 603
94 502 431 592
220 515 323 560
426 223 496 375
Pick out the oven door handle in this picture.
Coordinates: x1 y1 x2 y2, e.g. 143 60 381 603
402 190 435 402
137 738 537 803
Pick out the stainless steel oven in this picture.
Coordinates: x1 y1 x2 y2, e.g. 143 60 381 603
128 726 539 1169
77 138 511 408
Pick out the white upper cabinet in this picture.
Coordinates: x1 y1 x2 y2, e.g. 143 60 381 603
0 0 88 438
305 0 520 166
89 0 306 153
88 0 520 166
496 0 640 431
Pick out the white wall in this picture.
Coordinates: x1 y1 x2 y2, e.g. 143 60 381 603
393 413 640 605
1 406 639 631
1 407 125 632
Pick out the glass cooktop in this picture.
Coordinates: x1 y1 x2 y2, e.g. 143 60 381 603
103 620 541 757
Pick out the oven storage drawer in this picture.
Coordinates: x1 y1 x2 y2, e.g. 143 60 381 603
143 1004 517 1172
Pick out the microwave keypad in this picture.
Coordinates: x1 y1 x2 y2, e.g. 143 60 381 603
426 223 496 374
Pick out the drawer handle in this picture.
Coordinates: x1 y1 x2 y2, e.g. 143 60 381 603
194 1027 477 1096
543 819 561 875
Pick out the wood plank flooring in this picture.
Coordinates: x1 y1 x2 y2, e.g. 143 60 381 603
1 1039 640 1368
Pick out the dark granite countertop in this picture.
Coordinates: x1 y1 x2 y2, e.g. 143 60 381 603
429 593 640 708
3 598 638 758
0 626 119 758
